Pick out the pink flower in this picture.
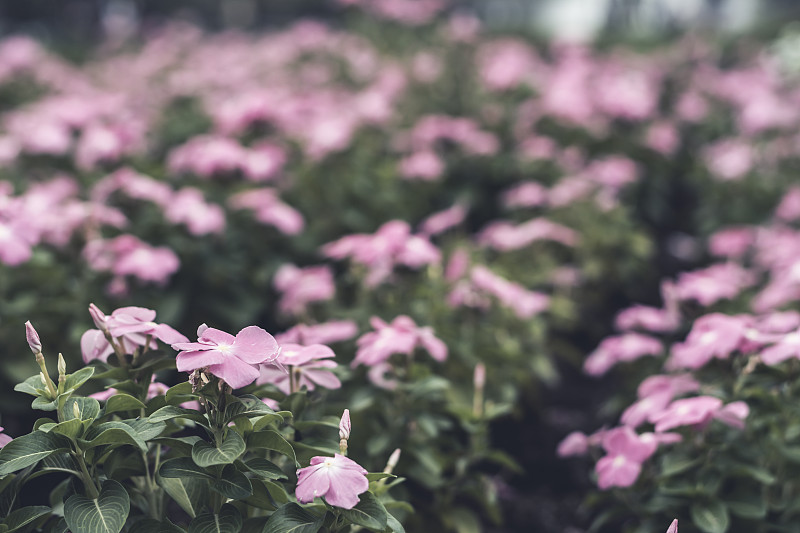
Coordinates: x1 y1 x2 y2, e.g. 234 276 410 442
228 189 305 235
275 321 358 346
257 343 340 394
709 227 754 259
583 333 663 376
273 264 335 315
164 188 226 236
667 313 748 370
353 316 447 368
557 431 589 457
295 454 369 509
418 204 467 237
667 519 678 533
651 396 723 432
0 427 11 448
25 320 42 354
776 187 800 221
469 265 550 319
399 150 444 181
673 263 755 306
704 139 754 181
173 325 280 389
478 218 577 251
81 305 188 363
595 427 657 489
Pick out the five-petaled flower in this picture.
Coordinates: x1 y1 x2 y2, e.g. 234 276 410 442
173 324 280 389
295 454 369 509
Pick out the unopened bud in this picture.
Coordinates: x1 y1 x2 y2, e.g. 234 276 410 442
339 409 351 441
57 353 66 377
25 321 42 354
383 448 401 475
473 363 486 389
40 372 47 387
73 402 81 419
88 303 107 331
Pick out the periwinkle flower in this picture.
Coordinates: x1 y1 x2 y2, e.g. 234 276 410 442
295 454 369 509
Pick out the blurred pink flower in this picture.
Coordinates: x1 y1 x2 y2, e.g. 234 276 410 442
584 333 663 376
0 427 12 448
705 139 754 181
258 343 340 394
469 265 550 319
273 264 335 315
84 234 180 285
502 182 548 209
295 454 368 509
477 39 538 91
164 187 226 235
276 321 358 346
173 324 280 389
399 150 444 181
478 218 578 251
418 203 467 237
354 315 446 368
595 427 657 489
228 188 305 235
709 227 754 258
651 396 723 432
668 313 749 369
776 186 800 222
673 263 755 306
556 431 589 457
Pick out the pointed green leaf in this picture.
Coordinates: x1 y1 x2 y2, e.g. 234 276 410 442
123 419 166 441
4 505 51 532
339 491 388 531
188 504 242 533
691 500 729 533
262 503 323 533
152 436 203 456
386 513 405 533
63 367 95 394
128 518 185 533
79 422 147 452
156 474 207 519
14 375 47 397
64 479 130 533
149 406 208 426
0 431 70 475
247 430 297 466
192 431 245 467
240 457 287 480
165 382 195 405
210 464 252 500
226 396 282 423
102 394 146 417
31 396 58 412
45 418 84 440
62 397 101 422
241 479 278 511
160 457 213 480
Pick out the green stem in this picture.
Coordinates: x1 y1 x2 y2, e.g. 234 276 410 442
73 449 100 499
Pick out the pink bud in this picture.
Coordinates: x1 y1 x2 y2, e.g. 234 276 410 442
88 303 107 331
474 363 486 389
339 409 351 440
25 321 42 354
197 323 209 337
666 519 678 533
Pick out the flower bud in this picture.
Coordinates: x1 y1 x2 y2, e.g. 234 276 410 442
57 353 66 377
25 321 42 354
384 448 401 475
339 409 351 441
73 402 81 419
40 372 47 387
473 363 486 389
88 303 107 331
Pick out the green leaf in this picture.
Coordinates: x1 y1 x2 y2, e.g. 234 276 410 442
102 394 146 417
240 457 287 480
14 375 47 397
192 431 246 467
210 464 252 500
386 513 405 533
148 406 208 426
39 418 83 440
64 479 130 533
660 454 700 478
339 492 388 531
262 503 323 533
31 396 58 412
156 475 206 519
0 431 70 475
63 367 95 394
123 419 166 441
691 501 729 533
226 395 282 421
365 473 395 482
247 430 298 466
3 505 51 532
127 518 185 533
79 421 147 452
151 436 203 456
165 382 195 405
447 509 479 533
62 397 101 422
188 504 242 533
160 457 213 480
241 479 278 511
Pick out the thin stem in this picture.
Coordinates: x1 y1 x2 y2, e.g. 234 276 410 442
73 450 99 499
